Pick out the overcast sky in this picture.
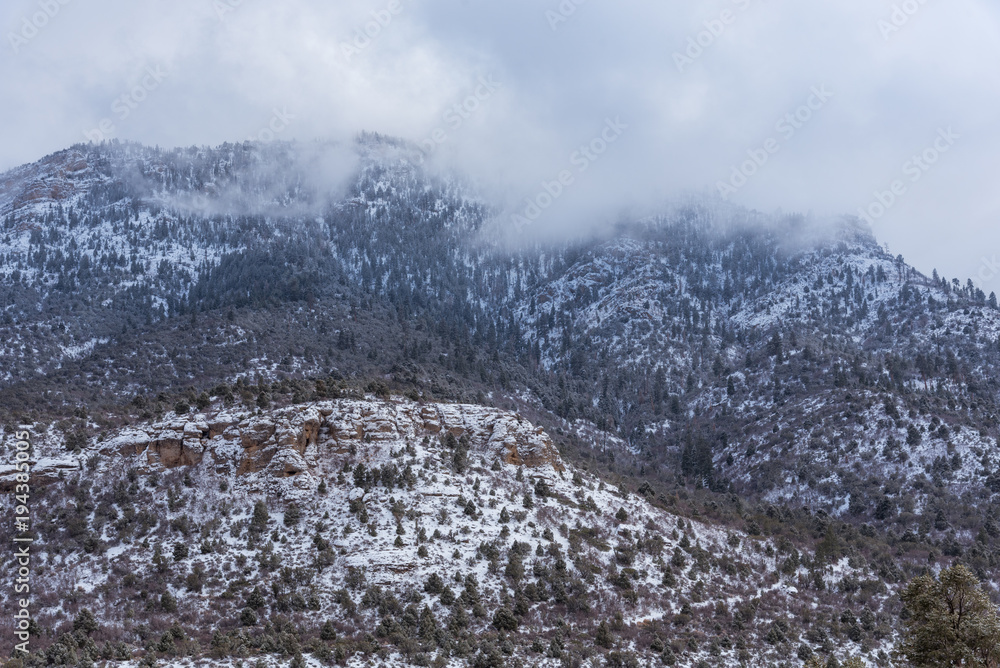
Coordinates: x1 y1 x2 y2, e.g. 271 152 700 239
2 0 999 291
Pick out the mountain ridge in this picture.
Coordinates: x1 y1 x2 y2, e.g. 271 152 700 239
3 136 1000 666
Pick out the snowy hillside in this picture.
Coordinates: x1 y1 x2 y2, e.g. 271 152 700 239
0 397 893 667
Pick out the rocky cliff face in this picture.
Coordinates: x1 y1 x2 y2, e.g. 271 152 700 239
90 399 563 485
0 148 100 216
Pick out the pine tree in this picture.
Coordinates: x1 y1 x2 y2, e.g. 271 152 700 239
73 608 99 635
246 586 266 610
424 573 444 595
240 608 257 626
815 526 839 564
161 591 178 613
767 331 783 361
249 500 269 534
595 620 614 649
283 503 301 527
897 564 1000 666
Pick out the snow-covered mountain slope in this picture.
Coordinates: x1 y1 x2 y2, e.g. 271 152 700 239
1 397 893 667
506 208 1000 520
4 139 1000 520
5 137 1000 666
0 148 107 217
0 138 495 387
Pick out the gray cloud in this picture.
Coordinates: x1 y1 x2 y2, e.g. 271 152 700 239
2 0 999 291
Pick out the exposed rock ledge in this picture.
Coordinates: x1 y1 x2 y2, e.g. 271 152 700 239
1 399 563 492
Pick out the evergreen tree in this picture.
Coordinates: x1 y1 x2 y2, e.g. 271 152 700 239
246 586 266 610
595 620 614 649
897 564 1000 666
249 500 269 534
73 608 99 635
767 331 783 361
